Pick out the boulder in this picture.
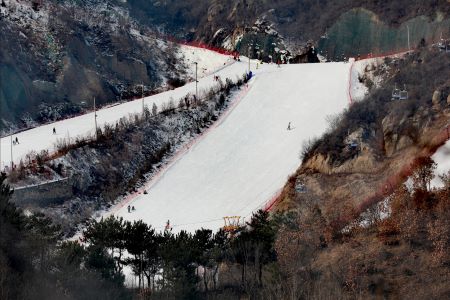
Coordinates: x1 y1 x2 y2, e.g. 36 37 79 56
432 90 441 109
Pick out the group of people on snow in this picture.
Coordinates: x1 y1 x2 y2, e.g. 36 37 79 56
11 127 56 146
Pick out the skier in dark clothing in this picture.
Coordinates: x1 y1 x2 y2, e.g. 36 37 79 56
15 137 19 144
53 127 56 135
127 205 131 213
287 122 291 130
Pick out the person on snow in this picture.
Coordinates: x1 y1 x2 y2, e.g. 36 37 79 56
15 137 19 144
287 122 291 130
132 206 135 211
127 205 131 213
165 220 171 231
53 127 56 135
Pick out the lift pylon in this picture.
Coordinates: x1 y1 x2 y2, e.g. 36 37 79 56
223 216 242 232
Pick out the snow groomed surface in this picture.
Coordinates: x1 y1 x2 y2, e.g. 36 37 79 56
110 62 351 232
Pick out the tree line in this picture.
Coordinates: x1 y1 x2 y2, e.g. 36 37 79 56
0 171 280 299
82 209 278 299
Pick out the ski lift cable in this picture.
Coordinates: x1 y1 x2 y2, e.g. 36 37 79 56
153 217 224 230
154 193 273 231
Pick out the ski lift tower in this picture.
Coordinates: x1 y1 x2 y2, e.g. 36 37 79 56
437 33 450 53
391 84 401 101
194 62 198 101
399 85 409 100
223 216 242 234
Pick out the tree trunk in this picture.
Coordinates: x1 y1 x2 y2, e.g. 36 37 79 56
255 246 260 285
146 273 151 290
137 255 141 289
242 263 246 287
213 265 219 290
203 267 208 292
259 262 263 287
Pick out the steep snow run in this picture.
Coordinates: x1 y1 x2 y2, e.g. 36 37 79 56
109 62 351 232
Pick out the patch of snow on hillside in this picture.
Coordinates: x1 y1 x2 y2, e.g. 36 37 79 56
431 139 450 188
350 58 385 102
177 45 234 79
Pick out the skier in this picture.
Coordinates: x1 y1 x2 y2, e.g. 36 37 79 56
53 127 56 135
132 206 135 211
287 122 291 130
127 205 131 213
165 220 171 231
15 137 19 144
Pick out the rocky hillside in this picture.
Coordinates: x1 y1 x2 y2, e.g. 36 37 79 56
0 0 183 132
121 0 450 57
2 0 449 132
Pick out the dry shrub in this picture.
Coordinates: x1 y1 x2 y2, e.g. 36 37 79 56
377 218 400 244
427 218 450 266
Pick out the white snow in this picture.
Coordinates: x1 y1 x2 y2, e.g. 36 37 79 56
349 58 384 102
107 62 351 232
431 139 450 188
177 45 234 79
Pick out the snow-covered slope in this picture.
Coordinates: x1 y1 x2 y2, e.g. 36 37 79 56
2 45 351 233
0 47 239 169
431 139 450 188
108 62 351 232
178 45 235 78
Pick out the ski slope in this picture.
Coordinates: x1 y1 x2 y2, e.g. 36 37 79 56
1 43 352 233
0 47 239 170
109 62 351 232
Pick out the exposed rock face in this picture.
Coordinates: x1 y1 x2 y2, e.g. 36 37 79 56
382 113 416 157
303 142 380 174
303 153 332 174
0 0 182 131
432 90 442 109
